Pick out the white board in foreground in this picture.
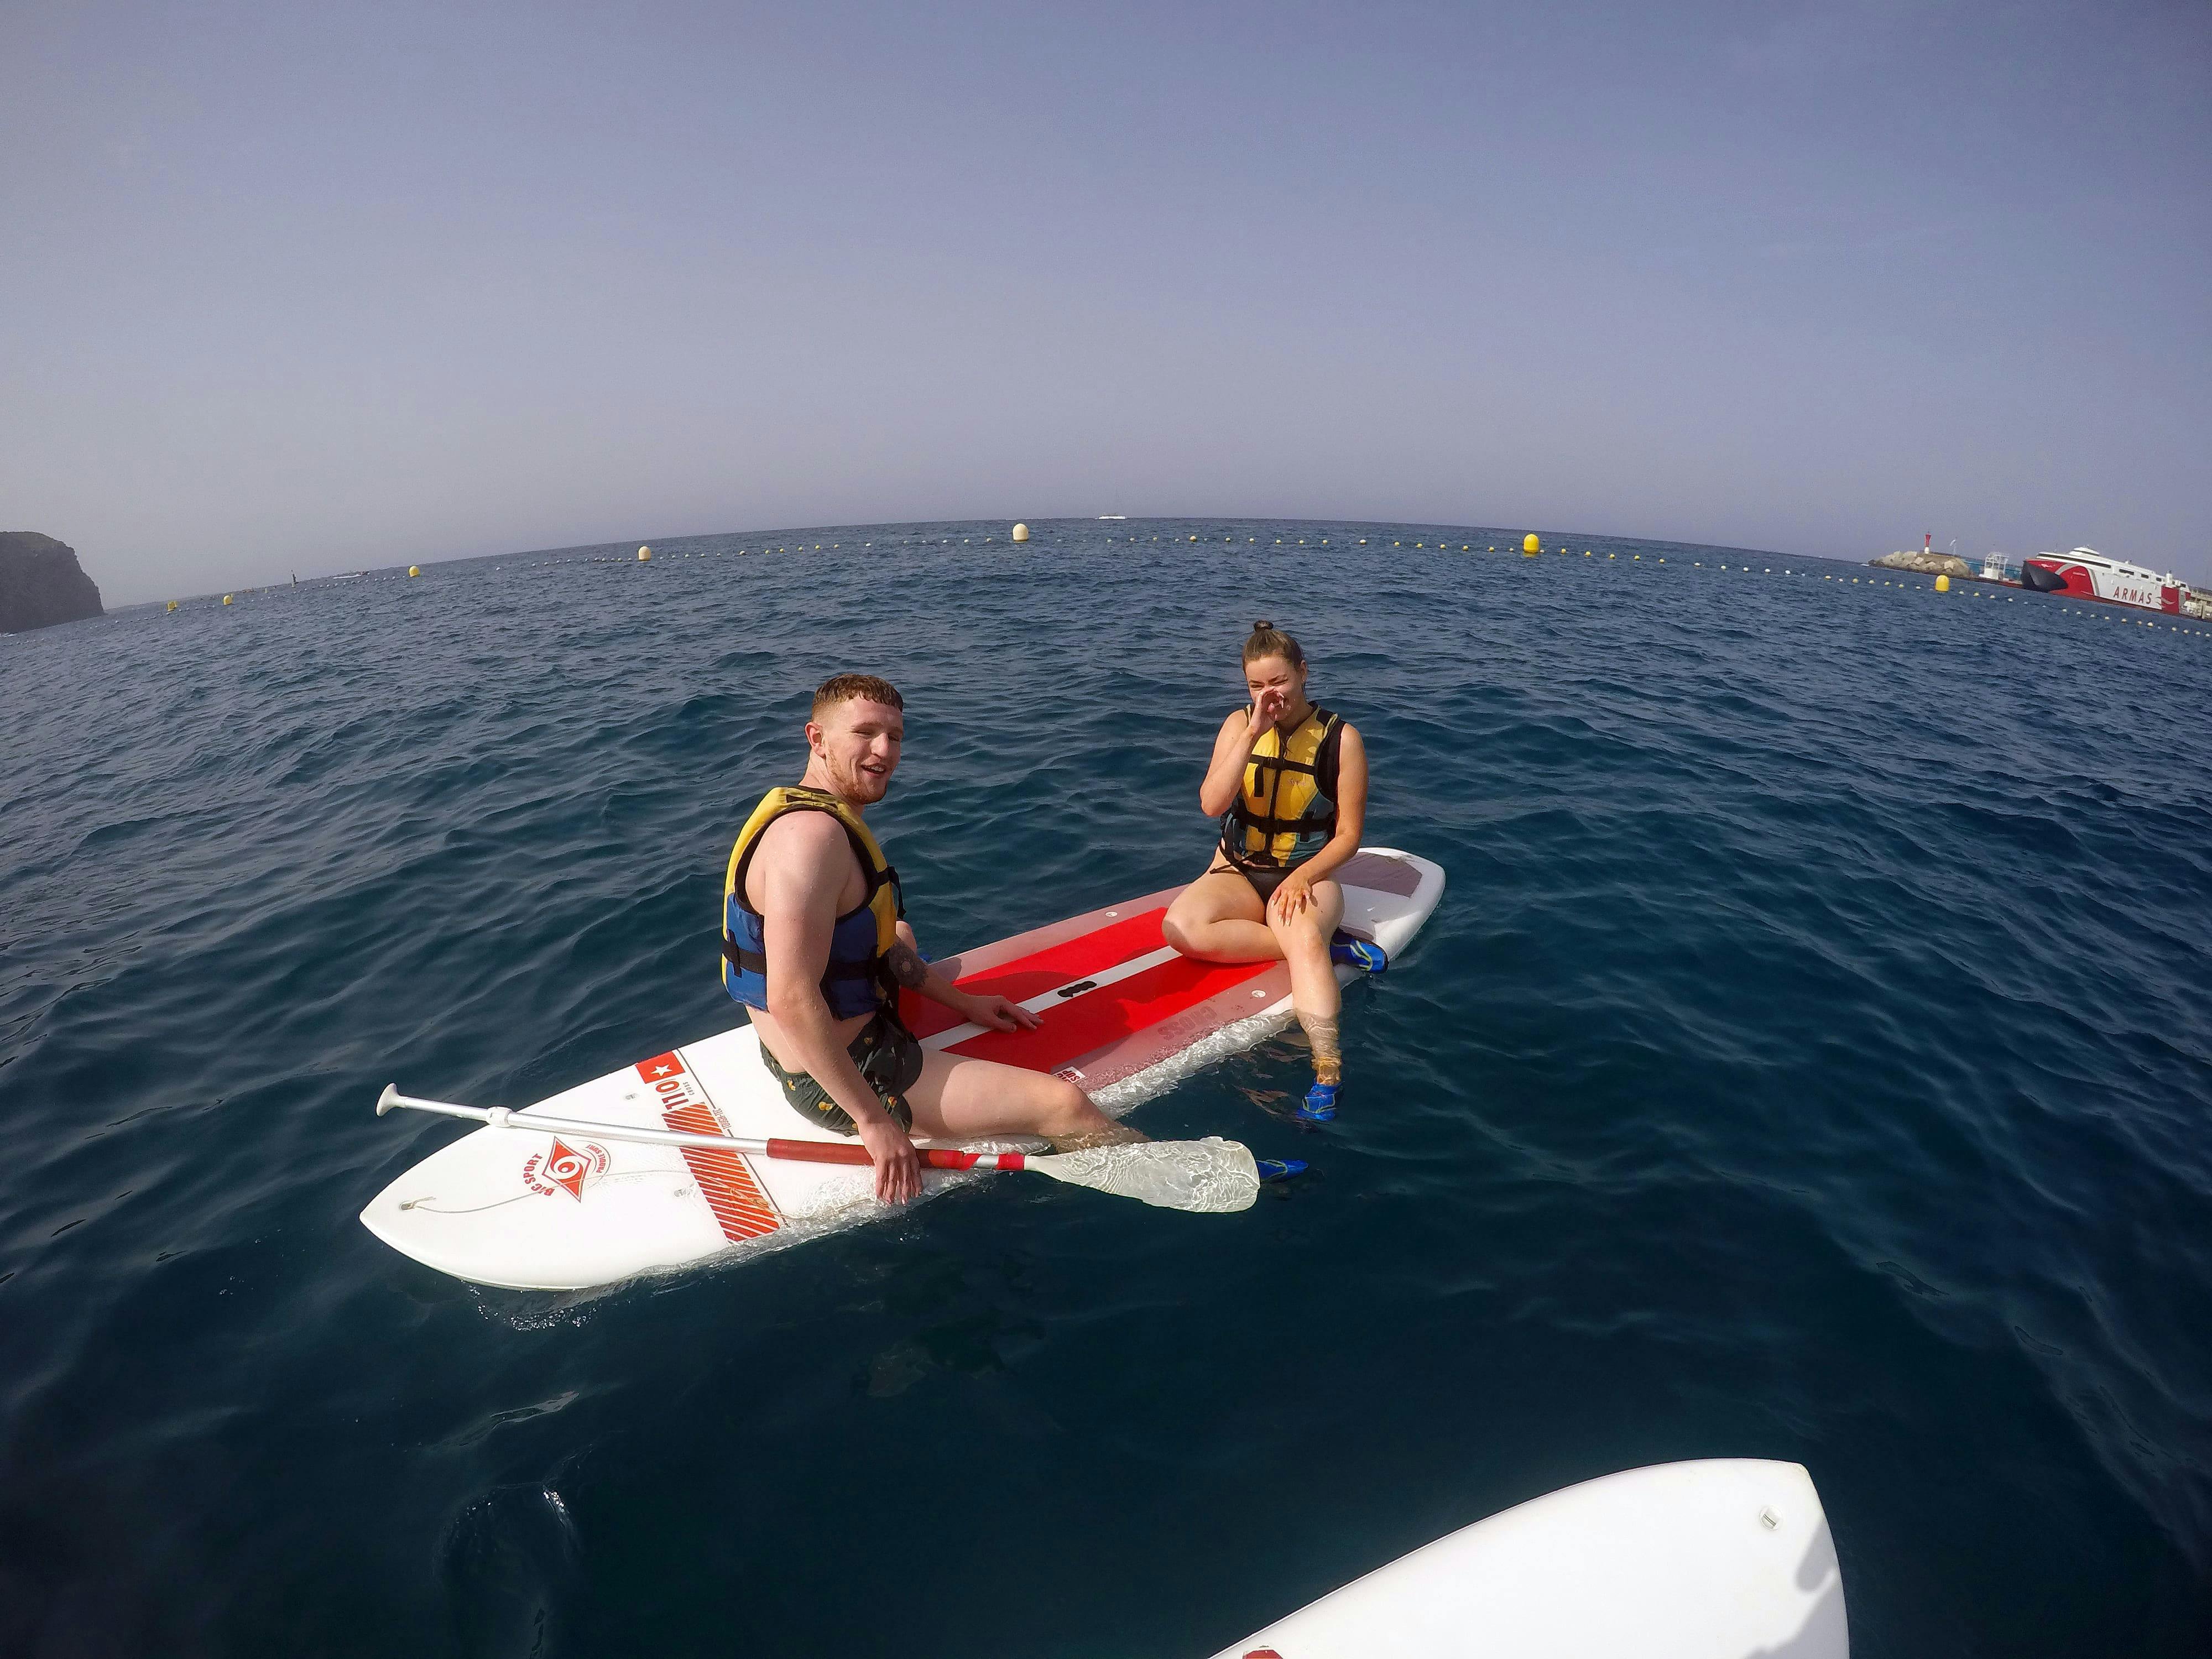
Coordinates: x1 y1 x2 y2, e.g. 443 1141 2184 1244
1213 1459 1847 1658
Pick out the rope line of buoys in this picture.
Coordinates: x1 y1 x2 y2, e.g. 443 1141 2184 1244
140 529 2203 643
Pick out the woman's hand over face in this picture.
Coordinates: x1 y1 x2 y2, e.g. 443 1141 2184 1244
1246 686 1289 740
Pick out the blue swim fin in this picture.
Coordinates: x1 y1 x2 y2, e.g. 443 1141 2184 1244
1329 933 1387 974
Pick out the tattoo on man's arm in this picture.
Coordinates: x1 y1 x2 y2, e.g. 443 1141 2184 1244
886 942 930 989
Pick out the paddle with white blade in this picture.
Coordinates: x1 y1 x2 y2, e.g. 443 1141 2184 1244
375 1087 1260 1213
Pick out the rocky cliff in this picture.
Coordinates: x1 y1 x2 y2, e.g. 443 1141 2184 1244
1869 549 1972 578
0 533 105 633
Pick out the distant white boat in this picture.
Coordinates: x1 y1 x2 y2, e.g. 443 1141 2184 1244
2020 547 2188 612
1098 515 1126 520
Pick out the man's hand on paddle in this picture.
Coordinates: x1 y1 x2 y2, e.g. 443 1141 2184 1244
855 1110 923 1204
959 991 1041 1033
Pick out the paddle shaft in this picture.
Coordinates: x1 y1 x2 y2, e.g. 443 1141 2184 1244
375 1087 1027 1170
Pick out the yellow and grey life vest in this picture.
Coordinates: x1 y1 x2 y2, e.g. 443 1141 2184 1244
722 786 904 1019
1221 705 1343 873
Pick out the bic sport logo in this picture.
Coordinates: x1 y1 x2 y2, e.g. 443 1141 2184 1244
521 1138 612 1200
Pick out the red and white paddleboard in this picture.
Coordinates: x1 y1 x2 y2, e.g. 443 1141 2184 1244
360 847 1444 1290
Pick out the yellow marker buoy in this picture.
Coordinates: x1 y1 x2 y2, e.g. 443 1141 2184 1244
1585 550 1592 557
637 547 651 562
1936 575 1951 592
409 565 422 577
166 600 178 612
1522 533 1540 555
1013 524 1031 542
222 594 233 605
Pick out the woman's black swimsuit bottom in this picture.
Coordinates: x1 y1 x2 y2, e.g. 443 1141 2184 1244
758 1009 922 1134
1224 860 1297 903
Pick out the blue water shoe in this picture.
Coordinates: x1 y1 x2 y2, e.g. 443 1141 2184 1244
1256 1157 1309 1182
1329 933 1387 974
1297 1081 1340 1121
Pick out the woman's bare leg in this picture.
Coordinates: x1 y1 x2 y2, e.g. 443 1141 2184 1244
1271 879 1347 1086
1163 865 1280 963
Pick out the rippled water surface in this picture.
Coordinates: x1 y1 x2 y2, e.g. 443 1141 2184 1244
4 520 2209 1656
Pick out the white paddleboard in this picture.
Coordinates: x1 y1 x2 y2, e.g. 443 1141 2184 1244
361 847 1444 1290
1212 1459 1849 1658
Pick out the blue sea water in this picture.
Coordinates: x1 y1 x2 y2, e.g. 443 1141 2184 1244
3 518 2209 1656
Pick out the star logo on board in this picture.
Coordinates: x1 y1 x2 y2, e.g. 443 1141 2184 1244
634 1052 685 1084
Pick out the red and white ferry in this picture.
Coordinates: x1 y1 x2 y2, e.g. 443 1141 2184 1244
2020 547 2190 613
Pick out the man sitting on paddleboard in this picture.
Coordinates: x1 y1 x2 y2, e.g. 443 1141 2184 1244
722 674 1137 1204
1162 622 1382 1121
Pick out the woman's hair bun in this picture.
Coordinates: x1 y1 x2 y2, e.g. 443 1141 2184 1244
1241 618 1305 668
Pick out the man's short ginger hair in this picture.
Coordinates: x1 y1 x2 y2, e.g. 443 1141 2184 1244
811 673 904 721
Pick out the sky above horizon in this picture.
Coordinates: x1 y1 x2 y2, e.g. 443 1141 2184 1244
3 1 2207 603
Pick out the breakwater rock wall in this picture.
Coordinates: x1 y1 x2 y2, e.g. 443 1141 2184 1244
0 533 105 634
1871 549 1973 578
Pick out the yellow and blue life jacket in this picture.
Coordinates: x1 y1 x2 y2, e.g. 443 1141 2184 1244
1221 705 1343 872
721 786 904 1019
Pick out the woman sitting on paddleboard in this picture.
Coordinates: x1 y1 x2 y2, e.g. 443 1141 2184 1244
1163 620 1383 1121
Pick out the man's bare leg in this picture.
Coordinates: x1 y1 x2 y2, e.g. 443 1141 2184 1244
904 1050 1145 1150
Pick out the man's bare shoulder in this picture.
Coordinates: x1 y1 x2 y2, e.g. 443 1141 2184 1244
747 809 858 922
753 806 851 870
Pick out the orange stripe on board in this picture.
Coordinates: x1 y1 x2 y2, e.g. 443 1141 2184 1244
679 1149 778 1241
648 1060 781 1242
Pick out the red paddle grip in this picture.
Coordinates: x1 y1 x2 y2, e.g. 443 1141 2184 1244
762 1139 871 1165
759 1140 1020 1171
